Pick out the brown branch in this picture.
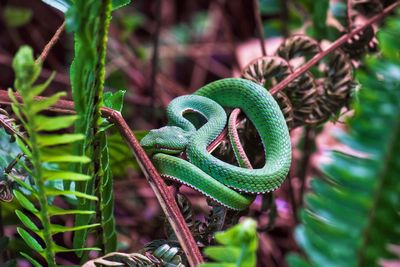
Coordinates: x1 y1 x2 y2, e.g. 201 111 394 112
269 1 400 95
36 21 66 64
253 0 267 56
0 90 204 267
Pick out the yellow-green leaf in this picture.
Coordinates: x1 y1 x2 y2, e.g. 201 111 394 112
37 134 84 147
30 92 66 114
43 170 91 181
36 115 78 131
41 154 90 163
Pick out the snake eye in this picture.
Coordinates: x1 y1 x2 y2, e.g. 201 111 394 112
155 144 161 149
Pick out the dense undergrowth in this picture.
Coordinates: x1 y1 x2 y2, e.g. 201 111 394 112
0 0 399 266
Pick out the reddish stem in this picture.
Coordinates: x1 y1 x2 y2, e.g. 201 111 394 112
270 1 400 95
36 21 66 64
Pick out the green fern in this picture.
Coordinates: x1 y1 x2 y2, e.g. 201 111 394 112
287 13 400 267
200 218 258 267
8 46 100 267
66 0 118 256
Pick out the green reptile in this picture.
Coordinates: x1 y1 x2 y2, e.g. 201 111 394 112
140 78 291 210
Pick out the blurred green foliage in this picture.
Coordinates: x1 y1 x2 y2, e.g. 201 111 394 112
3 6 33 28
200 218 258 267
287 12 400 267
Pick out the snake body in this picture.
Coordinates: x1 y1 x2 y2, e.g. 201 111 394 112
140 78 291 210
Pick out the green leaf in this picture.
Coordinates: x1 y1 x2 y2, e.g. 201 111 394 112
41 154 90 163
53 244 101 253
17 228 44 252
111 0 131 10
20 252 43 267
3 6 33 28
42 0 130 13
35 114 78 131
43 170 91 181
50 223 100 234
44 188 98 201
37 133 84 147
12 46 41 91
13 190 38 213
15 210 39 231
200 218 258 267
27 73 55 98
103 90 126 112
30 92 66 114
203 247 241 262
47 206 96 216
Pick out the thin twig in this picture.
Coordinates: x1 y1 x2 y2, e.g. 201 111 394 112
0 90 204 267
269 1 400 95
253 0 267 56
150 0 162 121
347 0 353 31
36 21 66 64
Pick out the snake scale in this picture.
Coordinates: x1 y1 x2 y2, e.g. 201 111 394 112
140 78 291 210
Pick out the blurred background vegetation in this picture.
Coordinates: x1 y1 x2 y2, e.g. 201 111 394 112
0 0 399 266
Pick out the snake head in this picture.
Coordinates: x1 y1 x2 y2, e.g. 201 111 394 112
140 126 191 155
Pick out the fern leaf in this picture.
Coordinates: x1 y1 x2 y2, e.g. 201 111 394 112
67 0 117 256
9 46 99 266
288 13 400 267
200 218 258 267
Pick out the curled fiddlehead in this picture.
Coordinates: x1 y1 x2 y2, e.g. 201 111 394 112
308 49 355 124
241 56 294 128
276 35 321 128
341 25 377 59
277 35 321 63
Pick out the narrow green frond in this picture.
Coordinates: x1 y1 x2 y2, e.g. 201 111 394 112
42 170 91 181
29 92 66 115
41 154 90 163
15 210 40 232
44 188 98 201
37 134 85 147
46 206 96 216
17 228 44 252
13 190 38 213
35 115 78 131
50 223 100 234
20 252 43 267
27 72 55 99
53 245 101 253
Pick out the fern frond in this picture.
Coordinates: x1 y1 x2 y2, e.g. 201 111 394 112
200 218 258 267
67 0 118 256
287 13 400 267
9 46 99 267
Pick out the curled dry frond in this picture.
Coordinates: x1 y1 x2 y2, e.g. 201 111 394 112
241 56 294 128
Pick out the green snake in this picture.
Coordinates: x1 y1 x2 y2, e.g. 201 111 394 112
140 78 291 210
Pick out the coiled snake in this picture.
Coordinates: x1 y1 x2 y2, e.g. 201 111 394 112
140 78 291 210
